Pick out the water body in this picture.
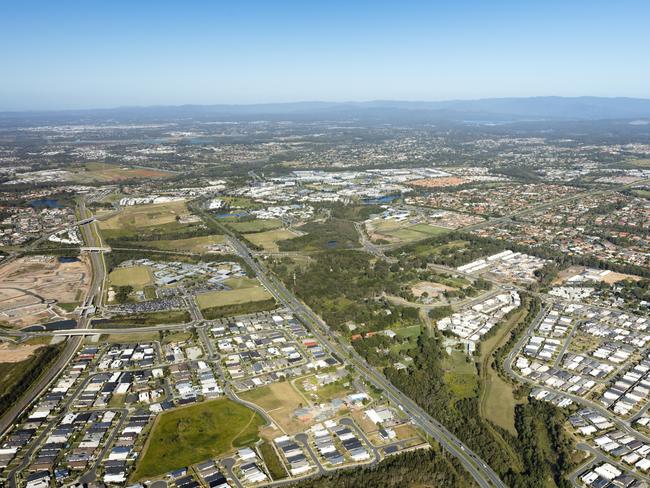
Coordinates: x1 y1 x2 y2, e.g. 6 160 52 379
216 212 249 218
23 319 77 332
325 240 338 248
362 194 399 205
59 257 80 263
29 198 62 208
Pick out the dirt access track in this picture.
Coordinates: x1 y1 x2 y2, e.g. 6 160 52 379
0 255 91 328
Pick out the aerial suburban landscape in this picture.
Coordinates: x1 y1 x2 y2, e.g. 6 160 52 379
0 100 648 488
1 1 650 488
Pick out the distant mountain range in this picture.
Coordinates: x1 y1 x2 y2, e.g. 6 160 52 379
4 96 650 122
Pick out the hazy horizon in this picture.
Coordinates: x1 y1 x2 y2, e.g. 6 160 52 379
2 0 650 111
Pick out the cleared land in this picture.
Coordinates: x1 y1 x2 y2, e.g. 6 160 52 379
228 219 283 233
409 177 468 187
132 398 264 480
196 284 272 310
626 158 650 168
94 310 191 328
0 342 44 362
108 266 153 289
101 332 162 343
298 375 352 402
99 201 190 231
411 281 456 298
239 382 307 434
71 162 172 183
478 303 529 434
443 351 478 400
0 255 90 328
136 234 224 253
554 266 642 285
367 220 449 244
245 229 300 252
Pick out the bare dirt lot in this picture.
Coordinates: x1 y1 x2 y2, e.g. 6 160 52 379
411 281 456 298
0 255 90 328
0 342 44 362
409 177 468 188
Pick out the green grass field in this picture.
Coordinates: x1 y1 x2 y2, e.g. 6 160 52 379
219 196 261 210
108 265 153 289
479 303 529 435
70 162 172 183
228 219 283 233
278 219 360 251
626 158 650 168
102 332 162 343
239 382 307 434
395 324 422 339
259 441 287 480
132 398 265 480
443 351 478 400
196 285 272 309
382 223 449 243
95 310 191 328
244 229 300 252
139 234 225 253
100 200 190 231
223 276 260 289
0 345 62 417
630 189 650 199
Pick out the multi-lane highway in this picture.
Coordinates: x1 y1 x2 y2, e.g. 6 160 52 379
224 233 506 488
0 198 107 437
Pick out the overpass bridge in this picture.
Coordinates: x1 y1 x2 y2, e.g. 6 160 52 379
80 246 111 253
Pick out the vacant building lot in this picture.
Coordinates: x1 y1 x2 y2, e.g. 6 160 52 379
132 398 264 480
99 200 191 233
70 162 173 183
0 342 45 363
108 265 153 289
239 382 307 434
0 255 90 328
228 218 283 233
245 229 301 252
137 234 225 253
409 176 469 188
196 282 272 310
367 219 448 244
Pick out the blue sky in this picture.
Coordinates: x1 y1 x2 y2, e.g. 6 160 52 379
1 0 649 110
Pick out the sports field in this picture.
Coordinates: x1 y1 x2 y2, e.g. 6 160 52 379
196 284 272 309
108 265 153 289
132 398 264 480
245 229 300 252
